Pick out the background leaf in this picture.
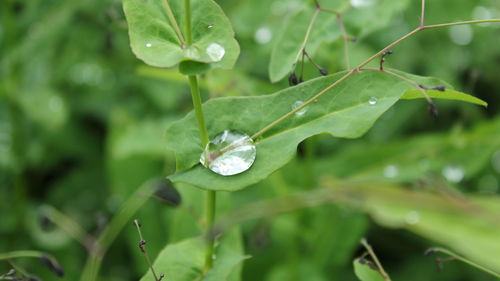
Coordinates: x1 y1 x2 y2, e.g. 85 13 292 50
353 258 386 281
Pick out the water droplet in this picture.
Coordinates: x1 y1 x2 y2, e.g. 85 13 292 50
383 165 398 178
492 150 500 174
200 130 256 176
49 96 63 112
292 101 307 116
368 97 377 105
206 43 225 62
207 24 214 29
478 174 498 194
350 0 376 8
449 25 473 46
405 211 420 225
442 165 465 183
146 43 152 48
472 6 493 27
254 27 272 44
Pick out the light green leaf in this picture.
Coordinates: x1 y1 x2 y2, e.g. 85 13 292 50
123 0 239 70
140 229 247 281
166 70 484 191
402 89 487 107
353 258 386 281
269 7 341 82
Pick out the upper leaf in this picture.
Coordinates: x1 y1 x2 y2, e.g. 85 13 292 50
123 0 239 70
165 69 485 191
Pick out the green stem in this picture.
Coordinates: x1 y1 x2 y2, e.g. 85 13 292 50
160 0 186 48
203 190 216 272
188 76 209 146
0 251 44 260
294 8 321 63
428 247 500 278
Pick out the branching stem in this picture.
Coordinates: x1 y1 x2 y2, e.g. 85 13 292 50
427 247 500 278
251 18 500 140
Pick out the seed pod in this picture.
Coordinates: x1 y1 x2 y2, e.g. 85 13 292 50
288 72 299 86
319 68 328 76
40 254 64 277
432 85 446 92
152 179 182 207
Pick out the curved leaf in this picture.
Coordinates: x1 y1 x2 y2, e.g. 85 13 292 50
165 70 484 191
402 89 487 107
353 258 386 281
123 0 239 70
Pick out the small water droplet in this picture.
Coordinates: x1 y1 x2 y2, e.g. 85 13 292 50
254 27 272 44
368 97 377 105
146 43 152 48
383 165 398 178
207 24 214 29
449 25 473 46
492 150 500 174
206 43 225 62
292 101 307 116
350 0 376 8
442 165 465 183
200 130 256 176
405 211 420 225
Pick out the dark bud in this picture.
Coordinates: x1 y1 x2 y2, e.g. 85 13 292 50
152 179 182 207
319 68 328 76
38 209 54 232
428 102 438 118
383 49 393 55
40 254 64 277
288 72 299 86
424 248 436 256
159 274 165 280
139 239 146 253
432 85 446 92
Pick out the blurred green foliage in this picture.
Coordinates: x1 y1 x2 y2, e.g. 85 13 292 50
1 0 500 280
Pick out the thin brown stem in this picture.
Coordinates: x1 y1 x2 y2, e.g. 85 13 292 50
360 238 392 281
320 8 351 69
294 8 321 64
133 220 162 281
423 19 500 29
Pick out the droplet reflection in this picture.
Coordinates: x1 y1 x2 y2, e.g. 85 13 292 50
200 130 256 176
206 43 225 62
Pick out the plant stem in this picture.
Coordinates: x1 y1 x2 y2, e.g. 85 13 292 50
0 251 44 260
188 76 209 146
160 0 186 48
203 190 216 272
360 238 392 281
251 18 500 140
294 8 321 63
420 0 425 27
319 8 351 69
428 247 500 278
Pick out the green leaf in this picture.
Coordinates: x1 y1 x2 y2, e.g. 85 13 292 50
353 258 386 281
166 70 483 191
269 7 341 82
140 229 247 281
123 0 239 70
402 89 487 107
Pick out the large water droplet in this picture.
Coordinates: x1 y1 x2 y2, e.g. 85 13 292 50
383 165 398 178
146 43 152 48
206 43 225 62
405 211 420 225
449 25 473 46
292 101 307 116
255 27 272 44
200 130 256 176
368 97 378 105
442 165 465 183
350 0 376 8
